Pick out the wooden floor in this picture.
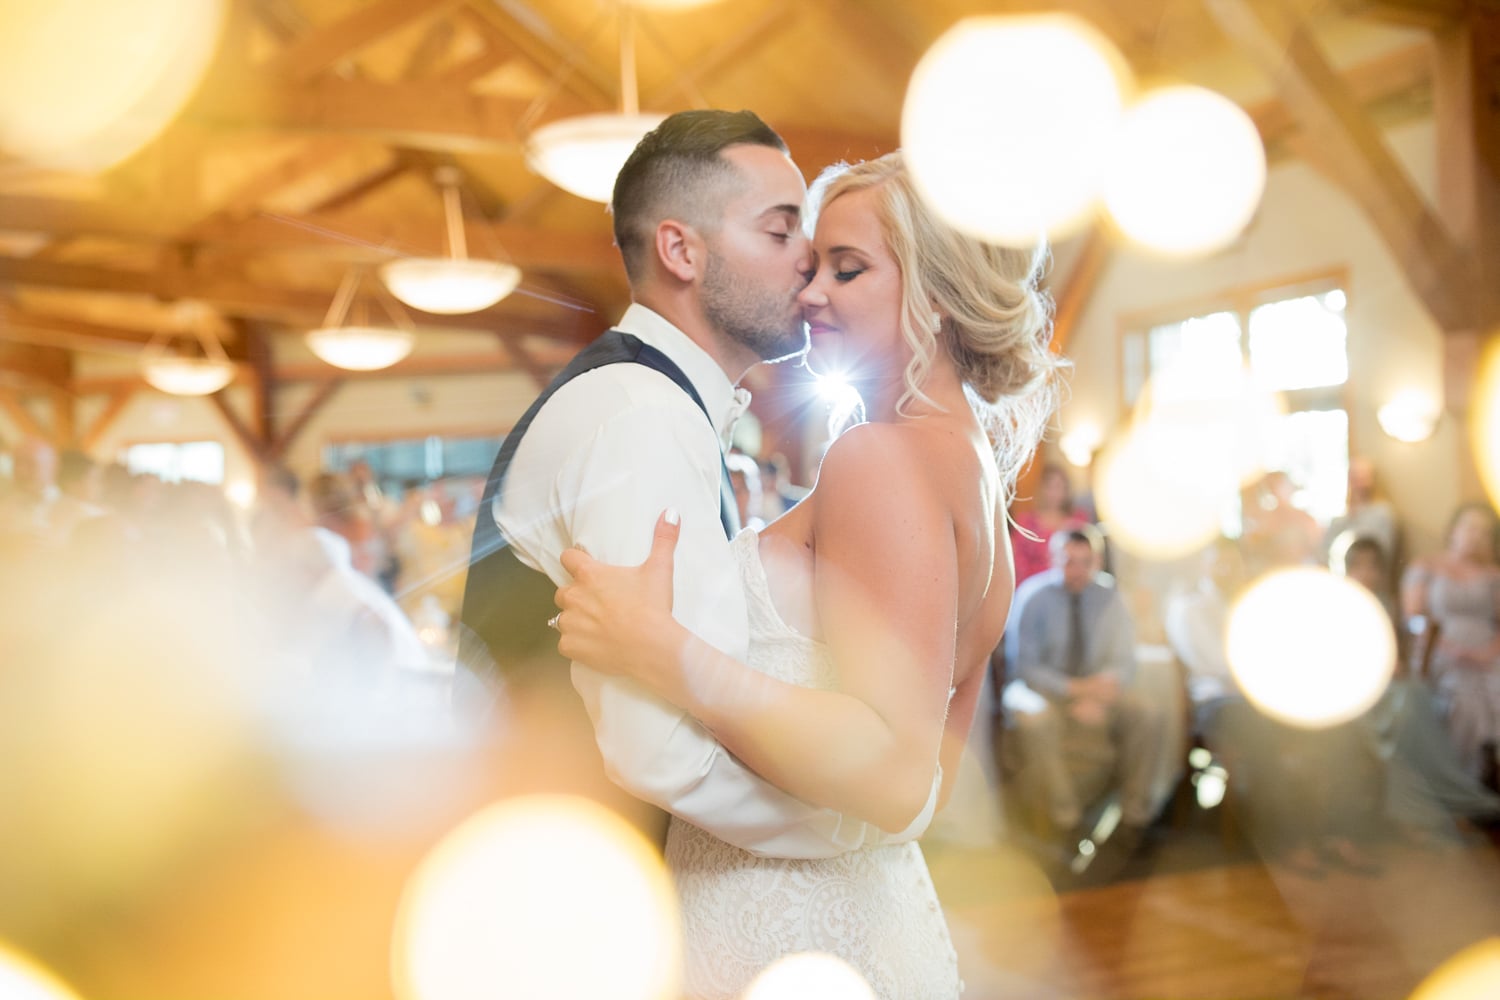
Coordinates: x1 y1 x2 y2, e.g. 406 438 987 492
929 831 1500 1000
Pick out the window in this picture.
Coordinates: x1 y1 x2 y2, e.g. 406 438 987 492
124 441 225 484
1121 279 1350 530
323 433 504 489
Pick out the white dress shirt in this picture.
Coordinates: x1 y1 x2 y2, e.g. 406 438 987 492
1163 581 1237 705
495 304 896 858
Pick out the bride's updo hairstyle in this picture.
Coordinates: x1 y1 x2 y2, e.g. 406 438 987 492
807 152 1067 494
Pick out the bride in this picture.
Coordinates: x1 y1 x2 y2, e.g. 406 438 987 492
553 152 1063 999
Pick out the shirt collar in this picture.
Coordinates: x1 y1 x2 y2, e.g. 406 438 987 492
616 303 751 450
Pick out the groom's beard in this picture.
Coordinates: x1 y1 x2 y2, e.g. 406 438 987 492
702 251 808 364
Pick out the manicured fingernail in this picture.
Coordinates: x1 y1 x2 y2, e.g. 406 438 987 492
664 507 680 526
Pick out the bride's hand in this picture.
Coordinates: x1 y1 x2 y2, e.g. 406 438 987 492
555 509 684 688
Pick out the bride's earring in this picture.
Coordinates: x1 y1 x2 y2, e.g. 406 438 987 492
929 310 943 333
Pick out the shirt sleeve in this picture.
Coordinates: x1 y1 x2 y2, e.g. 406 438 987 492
1015 590 1070 700
534 391 903 858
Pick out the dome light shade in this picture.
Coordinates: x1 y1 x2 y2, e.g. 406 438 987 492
141 355 236 396
140 301 236 395
305 325 415 372
525 112 665 203
381 258 522 315
311 265 418 372
378 166 522 314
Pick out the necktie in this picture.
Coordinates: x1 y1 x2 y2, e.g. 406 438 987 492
1066 591 1085 676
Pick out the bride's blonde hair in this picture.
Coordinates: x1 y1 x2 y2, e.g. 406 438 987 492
807 152 1067 495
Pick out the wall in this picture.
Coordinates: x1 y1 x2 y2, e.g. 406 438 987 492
1060 117 1459 562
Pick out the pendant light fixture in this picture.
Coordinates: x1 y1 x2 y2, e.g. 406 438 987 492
140 300 237 396
307 265 416 371
379 167 522 315
524 4 664 203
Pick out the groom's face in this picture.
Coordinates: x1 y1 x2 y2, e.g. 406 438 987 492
699 143 812 364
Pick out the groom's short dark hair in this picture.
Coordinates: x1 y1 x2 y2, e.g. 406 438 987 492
611 110 789 284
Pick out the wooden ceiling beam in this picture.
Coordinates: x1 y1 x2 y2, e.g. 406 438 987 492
1336 0 1470 29
193 209 620 272
0 341 73 389
1049 227 1112 354
640 0 799 108
269 378 343 459
264 0 465 82
268 349 563 383
80 386 138 450
0 303 249 361
1206 0 1476 332
0 256 599 341
0 389 47 442
1246 41 1432 152
194 76 579 153
463 0 618 110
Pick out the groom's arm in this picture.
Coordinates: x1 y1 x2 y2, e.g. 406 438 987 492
511 381 924 857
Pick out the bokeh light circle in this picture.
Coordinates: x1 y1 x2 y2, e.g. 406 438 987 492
742 952 877 1000
0 942 83 1000
1226 568 1396 728
1136 354 1284 488
1411 938 1500 1000
392 794 681 1000
1470 337 1500 511
1103 85 1267 255
0 0 226 172
1093 423 1232 560
902 14 1129 246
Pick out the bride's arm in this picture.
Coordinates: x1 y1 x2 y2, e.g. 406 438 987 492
557 425 964 834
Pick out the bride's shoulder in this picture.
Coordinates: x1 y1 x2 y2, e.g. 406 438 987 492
814 423 944 507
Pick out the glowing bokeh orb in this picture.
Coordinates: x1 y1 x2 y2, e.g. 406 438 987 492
902 15 1129 245
1377 388 1442 443
1226 568 1396 728
1059 423 1103 468
1411 938 1500 1000
1093 423 1231 560
0 943 82 1000
0 0 226 172
742 953 876 1000
1136 354 1284 488
392 795 681 1000
1103 85 1266 256
1470 338 1500 511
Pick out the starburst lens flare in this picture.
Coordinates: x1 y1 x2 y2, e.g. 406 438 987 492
902 15 1129 245
1471 338 1500 511
1411 939 1500 1000
743 952 877 1000
0 942 83 1000
1103 85 1266 256
0 0 226 172
1226 568 1396 728
392 795 681 1000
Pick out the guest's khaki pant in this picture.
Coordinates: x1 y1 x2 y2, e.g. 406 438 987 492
1001 682 1173 833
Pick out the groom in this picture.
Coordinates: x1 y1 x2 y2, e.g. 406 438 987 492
459 110 894 856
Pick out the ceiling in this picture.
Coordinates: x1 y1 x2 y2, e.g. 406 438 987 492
0 0 1472 454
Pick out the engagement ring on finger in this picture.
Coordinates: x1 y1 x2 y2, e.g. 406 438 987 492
547 613 562 630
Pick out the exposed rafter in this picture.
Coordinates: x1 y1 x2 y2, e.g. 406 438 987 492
1206 0 1476 332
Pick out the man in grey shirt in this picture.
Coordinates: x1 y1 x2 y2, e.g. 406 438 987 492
1002 526 1172 852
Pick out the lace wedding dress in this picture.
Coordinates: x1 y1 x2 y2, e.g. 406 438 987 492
663 529 963 1000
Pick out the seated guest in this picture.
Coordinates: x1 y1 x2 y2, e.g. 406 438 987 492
1401 502 1500 787
1009 461 1088 587
1167 536 1382 875
1342 536 1500 836
1002 526 1170 855
1323 458 1401 585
